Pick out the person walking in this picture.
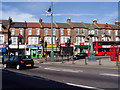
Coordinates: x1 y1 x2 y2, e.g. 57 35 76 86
37 52 39 59
2 56 4 65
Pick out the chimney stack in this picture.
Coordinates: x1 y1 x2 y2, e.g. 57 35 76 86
39 18 42 23
67 17 71 24
93 19 97 24
115 20 119 25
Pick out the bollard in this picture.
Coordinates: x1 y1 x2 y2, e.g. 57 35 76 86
62 55 63 64
72 56 74 64
99 56 101 65
85 56 87 65
116 56 118 66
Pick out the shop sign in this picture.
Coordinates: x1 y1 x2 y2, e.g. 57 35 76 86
0 48 6 52
27 45 42 48
0 45 6 48
47 44 56 47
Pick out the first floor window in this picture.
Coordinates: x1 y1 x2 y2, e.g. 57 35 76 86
45 37 55 44
53 28 56 35
60 36 70 44
103 29 106 35
36 28 40 35
0 35 4 44
75 28 79 35
45 28 48 35
19 28 23 35
115 30 118 36
76 37 84 45
67 29 70 35
0 24 2 31
11 37 18 45
116 37 120 41
28 28 32 35
11 28 14 35
81 28 84 34
60 28 64 35
28 37 38 44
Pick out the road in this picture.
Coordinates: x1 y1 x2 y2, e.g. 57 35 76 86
2 62 119 89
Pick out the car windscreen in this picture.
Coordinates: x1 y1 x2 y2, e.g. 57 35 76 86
21 56 31 60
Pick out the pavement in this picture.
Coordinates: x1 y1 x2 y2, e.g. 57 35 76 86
32 56 120 69
0 56 119 69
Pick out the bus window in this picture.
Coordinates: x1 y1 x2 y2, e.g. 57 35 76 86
98 42 102 45
93 42 96 46
103 48 110 52
98 48 103 52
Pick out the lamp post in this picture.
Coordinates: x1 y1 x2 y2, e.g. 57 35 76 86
88 25 96 61
46 2 54 62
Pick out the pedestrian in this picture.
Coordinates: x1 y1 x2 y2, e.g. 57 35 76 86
37 52 39 59
2 56 4 65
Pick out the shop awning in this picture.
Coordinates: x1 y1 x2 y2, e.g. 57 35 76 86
75 46 89 49
0 48 6 52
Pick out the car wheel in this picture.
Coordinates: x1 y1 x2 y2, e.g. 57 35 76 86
3 64 7 69
16 65 21 70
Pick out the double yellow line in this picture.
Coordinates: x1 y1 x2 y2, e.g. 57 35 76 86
34 60 40 63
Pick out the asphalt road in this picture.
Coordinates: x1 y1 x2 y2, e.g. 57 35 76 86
2 62 119 89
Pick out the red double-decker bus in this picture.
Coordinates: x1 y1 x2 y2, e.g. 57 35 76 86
93 41 120 56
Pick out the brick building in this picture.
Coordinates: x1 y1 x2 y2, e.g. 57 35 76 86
0 18 120 57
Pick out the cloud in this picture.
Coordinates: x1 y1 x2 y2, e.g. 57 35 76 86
1 4 38 22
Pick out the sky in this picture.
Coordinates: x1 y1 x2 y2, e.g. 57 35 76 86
0 1 119 24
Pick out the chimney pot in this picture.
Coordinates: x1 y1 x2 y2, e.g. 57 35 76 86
67 17 71 24
115 20 119 25
93 19 97 24
39 18 42 23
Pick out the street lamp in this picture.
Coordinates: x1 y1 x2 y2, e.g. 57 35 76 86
46 2 54 62
88 25 96 61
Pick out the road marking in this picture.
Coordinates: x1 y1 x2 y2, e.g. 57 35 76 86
44 68 61 71
34 60 40 63
100 73 120 77
44 67 83 73
66 83 100 90
112 68 120 69
62 69 83 73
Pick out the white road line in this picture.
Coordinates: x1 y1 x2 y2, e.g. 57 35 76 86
100 73 120 77
66 83 101 90
44 68 61 71
62 69 83 73
44 68 83 73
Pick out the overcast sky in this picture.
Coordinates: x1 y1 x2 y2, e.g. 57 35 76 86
0 1 119 24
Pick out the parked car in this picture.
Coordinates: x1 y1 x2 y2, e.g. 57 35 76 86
73 53 88 60
3 56 34 70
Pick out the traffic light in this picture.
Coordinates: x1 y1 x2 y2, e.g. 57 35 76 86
67 39 71 47
45 42 47 47
8 38 12 45
19 34 22 43
57 41 59 47
8 29 12 45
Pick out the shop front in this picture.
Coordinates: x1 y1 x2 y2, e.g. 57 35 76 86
0 44 7 59
27 45 43 58
60 44 74 56
75 43 90 55
44 44 60 57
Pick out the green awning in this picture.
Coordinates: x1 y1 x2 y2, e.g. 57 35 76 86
75 46 89 49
